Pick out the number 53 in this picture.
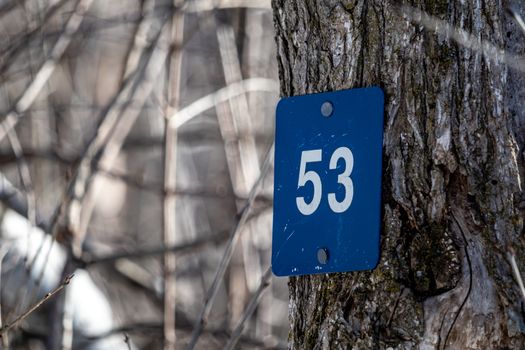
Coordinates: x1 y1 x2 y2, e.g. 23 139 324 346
296 147 354 215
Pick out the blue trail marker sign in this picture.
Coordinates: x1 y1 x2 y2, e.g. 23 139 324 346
272 87 384 276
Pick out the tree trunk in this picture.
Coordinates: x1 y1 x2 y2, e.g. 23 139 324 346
271 1 525 349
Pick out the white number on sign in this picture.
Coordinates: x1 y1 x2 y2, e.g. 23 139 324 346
296 150 323 215
296 147 354 215
328 147 354 213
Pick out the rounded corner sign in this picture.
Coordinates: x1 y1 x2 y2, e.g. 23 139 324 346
272 87 384 277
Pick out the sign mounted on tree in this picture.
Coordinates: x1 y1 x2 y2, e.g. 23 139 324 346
272 87 385 276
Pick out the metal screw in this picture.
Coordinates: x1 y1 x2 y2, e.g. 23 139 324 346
321 101 333 117
317 248 329 264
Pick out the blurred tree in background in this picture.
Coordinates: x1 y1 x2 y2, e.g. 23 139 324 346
0 0 285 349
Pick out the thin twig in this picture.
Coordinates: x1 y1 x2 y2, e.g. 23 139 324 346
1 131 36 231
217 25 259 197
186 143 274 350
0 168 271 234
224 266 272 350
124 333 132 350
97 167 232 199
0 274 74 337
81 204 270 268
0 0 95 143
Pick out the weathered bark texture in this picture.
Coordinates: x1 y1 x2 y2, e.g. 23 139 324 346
272 1 525 349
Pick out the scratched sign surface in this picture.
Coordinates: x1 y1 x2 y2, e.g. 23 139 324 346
272 87 384 276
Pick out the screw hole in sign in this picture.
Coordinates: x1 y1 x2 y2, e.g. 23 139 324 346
321 101 333 117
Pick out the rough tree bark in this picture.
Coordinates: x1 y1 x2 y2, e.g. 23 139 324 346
272 1 525 349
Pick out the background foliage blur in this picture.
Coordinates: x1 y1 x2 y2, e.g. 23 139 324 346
0 0 285 349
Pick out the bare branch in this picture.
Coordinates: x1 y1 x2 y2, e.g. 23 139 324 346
0 0 95 143
184 0 271 12
224 266 272 350
186 143 274 350
97 167 231 199
0 274 74 337
121 0 157 81
30 14 171 262
0 147 75 166
0 0 69 77
83 321 285 350
163 1 185 348
401 5 525 72
170 78 278 128
0 0 19 20
1 127 36 250
69 17 173 256
81 232 230 266
0 173 31 223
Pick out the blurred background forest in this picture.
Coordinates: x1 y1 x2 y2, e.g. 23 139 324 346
0 0 285 349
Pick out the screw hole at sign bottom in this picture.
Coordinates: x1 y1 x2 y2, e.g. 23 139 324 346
321 101 333 117
317 248 329 264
